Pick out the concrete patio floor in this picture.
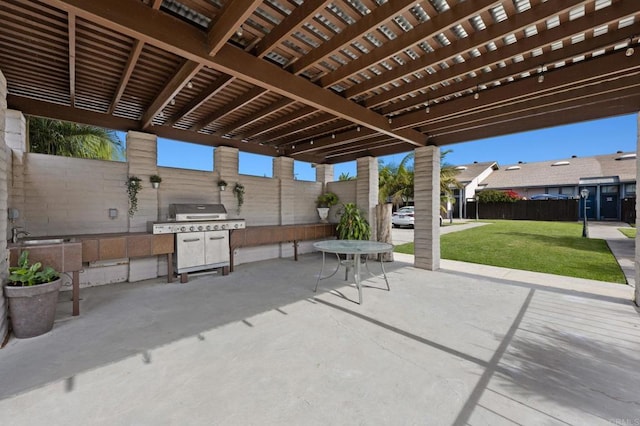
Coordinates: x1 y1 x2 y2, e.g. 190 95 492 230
1 252 639 425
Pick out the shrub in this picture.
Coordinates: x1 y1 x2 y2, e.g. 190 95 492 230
477 189 522 203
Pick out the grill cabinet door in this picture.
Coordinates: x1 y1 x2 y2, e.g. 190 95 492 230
176 232 205 271
204 230 230 265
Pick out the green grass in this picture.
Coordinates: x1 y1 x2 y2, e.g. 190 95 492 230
618 227 636 239
395 220 626 283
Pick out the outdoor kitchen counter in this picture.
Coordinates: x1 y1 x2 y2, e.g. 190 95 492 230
229 223 336 271
10 233 174 317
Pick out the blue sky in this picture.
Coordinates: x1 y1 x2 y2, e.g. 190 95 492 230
147 113 637 182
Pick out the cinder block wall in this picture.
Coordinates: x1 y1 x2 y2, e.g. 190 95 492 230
6 128 362 285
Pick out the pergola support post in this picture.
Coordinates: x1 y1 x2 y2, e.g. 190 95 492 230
635 111 640 305
356 156 378 242
414 146 441 270
0 70 9 341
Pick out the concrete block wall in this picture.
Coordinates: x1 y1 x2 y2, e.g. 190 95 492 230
327 180 357 223
0 71 9 342
23 154 129 236
6 124 367 285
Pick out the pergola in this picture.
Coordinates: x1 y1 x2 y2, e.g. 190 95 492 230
1 0 638 165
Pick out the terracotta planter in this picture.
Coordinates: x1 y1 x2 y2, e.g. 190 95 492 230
4 278 62 338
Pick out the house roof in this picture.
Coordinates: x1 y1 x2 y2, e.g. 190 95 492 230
1 1 639 164
480 151 637 189
452 161 498 184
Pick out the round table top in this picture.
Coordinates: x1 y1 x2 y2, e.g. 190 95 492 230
313 239 393 255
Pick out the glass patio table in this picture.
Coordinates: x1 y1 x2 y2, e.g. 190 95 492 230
312 240 393 304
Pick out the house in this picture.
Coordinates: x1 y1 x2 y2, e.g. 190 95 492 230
451 152 637 221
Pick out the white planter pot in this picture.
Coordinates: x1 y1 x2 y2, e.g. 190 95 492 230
219 185 226 191
317 207 330 223
151 182 159 189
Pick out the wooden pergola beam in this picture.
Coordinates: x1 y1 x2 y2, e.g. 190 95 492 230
46 0 427 147
216 97 294 137
166 75 235 127
192 86 267 132
67 12 76 107
207 0 263 56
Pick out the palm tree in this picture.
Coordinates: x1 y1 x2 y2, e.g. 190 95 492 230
28 117 124 161
338 172 355 181
378 149 461 211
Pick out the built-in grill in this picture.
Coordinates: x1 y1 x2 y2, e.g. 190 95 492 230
148 203 245 280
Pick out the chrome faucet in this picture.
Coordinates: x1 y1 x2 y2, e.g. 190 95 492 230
11 227 30 244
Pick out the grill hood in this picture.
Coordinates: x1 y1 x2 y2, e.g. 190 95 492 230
169 203 228 221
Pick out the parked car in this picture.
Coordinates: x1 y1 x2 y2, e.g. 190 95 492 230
392 206 414 228
392 207 444 228
529 193 570 200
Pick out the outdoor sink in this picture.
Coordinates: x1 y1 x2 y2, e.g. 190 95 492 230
18 238 73 246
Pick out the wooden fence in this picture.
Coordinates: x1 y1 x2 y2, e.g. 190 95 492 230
465 199 579 221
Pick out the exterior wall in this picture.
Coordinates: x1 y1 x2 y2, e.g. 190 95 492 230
0 71 9 342
414 146 440 271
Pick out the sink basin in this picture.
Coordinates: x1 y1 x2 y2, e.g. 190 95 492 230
18 238 72 246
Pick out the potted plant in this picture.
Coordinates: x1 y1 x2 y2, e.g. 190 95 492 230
218 179 228 191
150 174 162 189
233 182 245 214
4 251 61 338
336 203 371 240
316 192 339 223
126 176 142 217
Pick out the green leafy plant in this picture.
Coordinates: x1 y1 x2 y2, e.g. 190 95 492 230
149 174 162 183
218 179 228 188
336 203 371 240
126 176 143 217
316 192 339 208
8 251 59 287
233 183 245 213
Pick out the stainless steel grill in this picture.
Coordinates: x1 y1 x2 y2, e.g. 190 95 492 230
149 204 246 279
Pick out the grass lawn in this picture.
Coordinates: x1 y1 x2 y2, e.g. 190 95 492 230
618 227 636 239
395 220 626 283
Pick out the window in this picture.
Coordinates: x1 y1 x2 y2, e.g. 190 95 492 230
625 183 636 195
601 185 619 194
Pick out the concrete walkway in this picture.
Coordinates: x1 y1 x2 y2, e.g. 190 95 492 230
586 221 636 287
0 221 638 425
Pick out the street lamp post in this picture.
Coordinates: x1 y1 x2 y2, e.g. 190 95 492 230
580 188 589 238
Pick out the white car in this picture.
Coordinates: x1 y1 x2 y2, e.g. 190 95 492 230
392 207 415 228
392 206 444 228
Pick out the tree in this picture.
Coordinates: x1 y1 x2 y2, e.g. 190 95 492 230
378 150 461 210
378 153 414 207
338 172 355 181
28 117 124 161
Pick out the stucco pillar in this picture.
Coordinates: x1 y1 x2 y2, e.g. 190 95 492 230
414 146 441 270
315 164 334 187
0 71 10 340
126 130 160 281
635 112 640 305
273 156 294 225
214 146 240 218
356 156 378 241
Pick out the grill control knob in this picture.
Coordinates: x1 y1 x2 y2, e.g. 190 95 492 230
221 224 227 230
198 225 203 231
189 226 195 232
214 225 219 230
180 226 187 232
206 225 211 231
234 224 239 229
